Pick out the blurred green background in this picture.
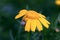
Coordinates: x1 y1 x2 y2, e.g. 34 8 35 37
0 0 60 40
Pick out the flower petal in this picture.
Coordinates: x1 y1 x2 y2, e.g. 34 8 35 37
31 19 37 32
40 17 50 24
36 19 43 31
39 17 50 28
15 9 27 19
22 16 29 22
25 19 31 32
37 13 46 18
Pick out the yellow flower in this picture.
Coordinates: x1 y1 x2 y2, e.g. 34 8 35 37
55 0 60 5
15 9 50 32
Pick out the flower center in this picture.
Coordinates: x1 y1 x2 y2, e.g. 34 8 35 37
25 11 40 19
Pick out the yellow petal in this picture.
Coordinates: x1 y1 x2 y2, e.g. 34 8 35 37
37 13 46 18
39 17 50 28
25 19 31 32
36 19 43 31
15 9 27 19
22 16 29 22
27 10 40 19
40 17 50 24
30 19 37 32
